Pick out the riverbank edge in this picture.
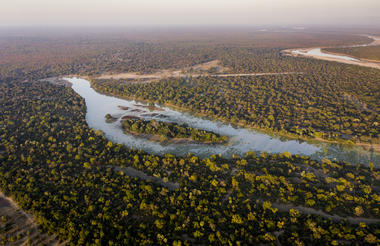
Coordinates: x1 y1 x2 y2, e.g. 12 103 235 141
282 48 380 70
84 78 380 154
282 34 380 70
321 48 380 63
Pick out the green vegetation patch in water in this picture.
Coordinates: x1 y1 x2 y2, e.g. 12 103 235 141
121 118 228 144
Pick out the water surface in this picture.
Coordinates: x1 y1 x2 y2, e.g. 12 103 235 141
293 48 360 62
67 77 379 165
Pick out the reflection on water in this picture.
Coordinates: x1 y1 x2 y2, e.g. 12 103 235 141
66 77 379 165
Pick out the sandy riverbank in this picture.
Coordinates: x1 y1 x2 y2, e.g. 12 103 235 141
283 48 380 70
283 35 380 70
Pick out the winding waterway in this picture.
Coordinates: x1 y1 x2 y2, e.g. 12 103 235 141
292 48 360 62
288 35 380 70
66 77 379 165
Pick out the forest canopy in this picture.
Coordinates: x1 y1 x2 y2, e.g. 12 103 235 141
0 29 379 245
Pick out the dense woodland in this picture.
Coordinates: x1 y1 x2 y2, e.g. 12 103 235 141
92 53 380 144
0 30 379 245
0 29 371 81
1 78 379 245
121 118 228 143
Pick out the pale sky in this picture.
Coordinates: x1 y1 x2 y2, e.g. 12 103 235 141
1 0 379 26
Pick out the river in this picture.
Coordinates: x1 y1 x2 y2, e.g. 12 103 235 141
288 35 380 70
292 48 360 62
66 77 379 165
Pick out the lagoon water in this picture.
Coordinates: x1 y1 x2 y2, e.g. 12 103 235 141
67 77 379 165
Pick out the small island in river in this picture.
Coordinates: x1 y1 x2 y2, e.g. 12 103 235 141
105 113 118 123
121 118 228 144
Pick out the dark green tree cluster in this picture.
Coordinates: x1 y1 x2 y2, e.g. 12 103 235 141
121 118 228 143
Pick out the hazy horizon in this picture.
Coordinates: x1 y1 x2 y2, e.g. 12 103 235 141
1 0 379 27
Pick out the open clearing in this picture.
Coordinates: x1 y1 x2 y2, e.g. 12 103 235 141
98 59 300 82
98 59 229 80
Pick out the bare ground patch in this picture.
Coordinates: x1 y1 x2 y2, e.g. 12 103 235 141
97 59 300 82
97 59 230 80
